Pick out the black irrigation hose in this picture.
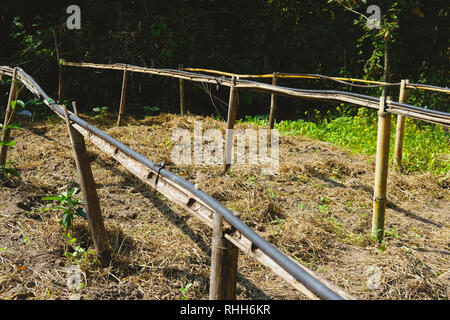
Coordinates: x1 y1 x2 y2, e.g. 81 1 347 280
234 78 450 121
16 67 345 300
143 68 450 121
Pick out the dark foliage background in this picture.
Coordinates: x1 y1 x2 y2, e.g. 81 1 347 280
0 0 448 119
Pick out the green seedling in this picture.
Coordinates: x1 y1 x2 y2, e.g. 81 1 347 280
179 283 192 300
0 123 24 148
385 228 399 239
42 187 87 230
266 188 276 199
0 165 19 177
92 106 108 118
62 232 97 266
143 106 160 115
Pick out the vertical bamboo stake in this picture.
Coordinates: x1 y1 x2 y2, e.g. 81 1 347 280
71 101 79 117
268 73 278 130
58 64 64 103
117 67 129 127
0 69 19 167
62 105 111 266
223 76 239 172
179 64 185 116
372 96 391 242
209 212 239 300
52 30 63 102
394 79 409 169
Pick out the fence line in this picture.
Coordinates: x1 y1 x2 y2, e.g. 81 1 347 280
13 60 450 245
0 65 353 300
181 67 450 93
56 61 450 127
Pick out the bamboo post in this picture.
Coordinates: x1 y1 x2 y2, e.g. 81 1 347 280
393 79 409 169
179 64 185 116
0 68 19 167
58 64 64 103
52 30 63 102
62 105 111 266
209 212 239 300
223 76 239 172
116 66 129 127
268 73 278 130
372 96 391 242
71 101 79 116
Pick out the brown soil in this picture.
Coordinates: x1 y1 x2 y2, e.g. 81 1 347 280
0 113 448 300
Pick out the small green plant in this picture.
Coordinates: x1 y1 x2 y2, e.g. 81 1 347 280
318 198 329 214
266 188 276 199
22 235 31 245
62 232 97 266
0 123 24 149
0 165 20 177
385 228 399 239
272 217 285 226
0 99 25 178
42 187 87 230
237 114 269 126
92 106 108 118
179 283 192 300
411 227 423 238
143 106 160 116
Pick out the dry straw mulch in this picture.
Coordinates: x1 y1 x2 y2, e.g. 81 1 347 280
0 113 448 300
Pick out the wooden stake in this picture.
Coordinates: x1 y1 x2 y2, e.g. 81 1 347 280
223 76 239 172
179 64 185 116
71 101 79 117
394 79 409 169
62 105 111 266
372 96 391 242
52 30 63 102
116 67 129 126
59 64 64 103
0 69 19 167
268 73 278 130
209 212 239 300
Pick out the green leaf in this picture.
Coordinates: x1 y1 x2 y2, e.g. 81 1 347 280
42 196 62 201
60 214 71 230
69 187 78 197
76 208 87 220
0 165 20 177
6 124 24 130
10 100 25 111
0 140 16 147
25 98 44 106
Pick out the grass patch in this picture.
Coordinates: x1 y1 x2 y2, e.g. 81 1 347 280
241 106 449 175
